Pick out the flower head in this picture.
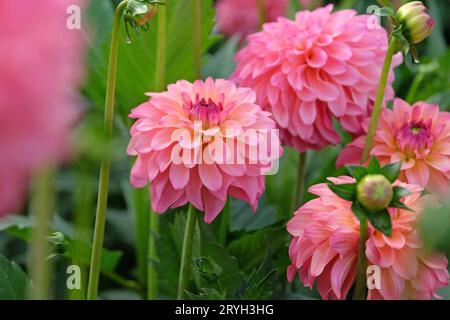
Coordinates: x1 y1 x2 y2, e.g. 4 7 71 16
287 177 449 299
396 1 434 44
357 174 393 211
338 99 450 197
127 78 282 223
232 5 401 152
216 0 289 40
0 0 84 216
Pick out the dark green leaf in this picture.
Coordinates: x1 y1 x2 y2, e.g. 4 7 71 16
0 254 29 300
329 183 357 202
345 165 368 182
351 202 368 222
389 200 414 212
365 209 392 236
367 156 381 174
381 162 402 182
392 186 412 201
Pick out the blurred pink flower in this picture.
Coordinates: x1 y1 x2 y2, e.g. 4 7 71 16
337 99 450 197
0 0 84 216
232 5 401 152
216 0 289 39
128 78 282 223
287 176 449 300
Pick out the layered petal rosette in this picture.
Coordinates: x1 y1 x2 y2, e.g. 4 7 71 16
0 0 84 216
232 5 401 152
128 78 282 223
287 177 449 300
338 99 450 197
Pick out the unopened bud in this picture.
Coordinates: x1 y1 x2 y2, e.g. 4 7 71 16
357 174 393 210
396 1 434 44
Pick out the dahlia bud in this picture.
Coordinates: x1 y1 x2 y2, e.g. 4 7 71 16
132 3 157 26
396 1 434 44
356 174 393 211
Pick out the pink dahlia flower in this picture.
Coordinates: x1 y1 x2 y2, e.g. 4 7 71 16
216 0 289 39
0 0 84 216
337 99 450 197
287 176 449 300
127 78 282 223
232 5 401 152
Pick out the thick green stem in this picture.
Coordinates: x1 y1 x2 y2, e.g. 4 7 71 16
87 0 128 300
177 205 197 300
193 0 202 79
361 37 397 164
146 2 167 300
28 167 55 300
256 0 266 29
353 218 368 300
219 199 230 245
292 152 307 212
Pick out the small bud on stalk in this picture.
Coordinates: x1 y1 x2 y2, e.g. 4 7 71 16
396 1 434 44
357 174 394 211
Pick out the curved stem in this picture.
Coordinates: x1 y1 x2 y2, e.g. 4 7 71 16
353 218 368 300
177 205 197 300
28 167 55 300
87 0 128 300
405 72 424 104
146 1 167 301
193 0 202 79
361 37 397 164
292 152 307 212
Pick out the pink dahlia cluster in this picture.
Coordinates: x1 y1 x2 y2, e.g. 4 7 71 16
232 5 401 152
128 78 282 223
338 99 450 197
0 0 84 216
287 176 449 300
216 0 289 39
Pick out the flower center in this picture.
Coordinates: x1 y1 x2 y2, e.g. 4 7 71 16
396 121 433 158
189 95 223 128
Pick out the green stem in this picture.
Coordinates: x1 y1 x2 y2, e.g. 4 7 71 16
361 37 397 164
291 152 307 211
146 2 167 300
405 72 424 104
218 199 230 245
256 0 266 29
28 167 55 300
70 169 94 300
177 205 197 300
87 0 128 301
353 218 368 300
193 0 202 79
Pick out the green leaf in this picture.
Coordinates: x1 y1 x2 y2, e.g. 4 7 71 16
367 156 381 174
345 165 368 182
351 202 368 222
186 288 226 300
0 254 30 300
389 200 413 212
329 183 357 202
365 209 392 236
392 186 412 201
381 162 402 183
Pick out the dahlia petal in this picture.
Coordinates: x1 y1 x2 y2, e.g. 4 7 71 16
199 163 222 192
169 164 190 190
331 254 356 299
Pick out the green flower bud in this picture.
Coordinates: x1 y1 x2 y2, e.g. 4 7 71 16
396 1 434 44
357 174 393 211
